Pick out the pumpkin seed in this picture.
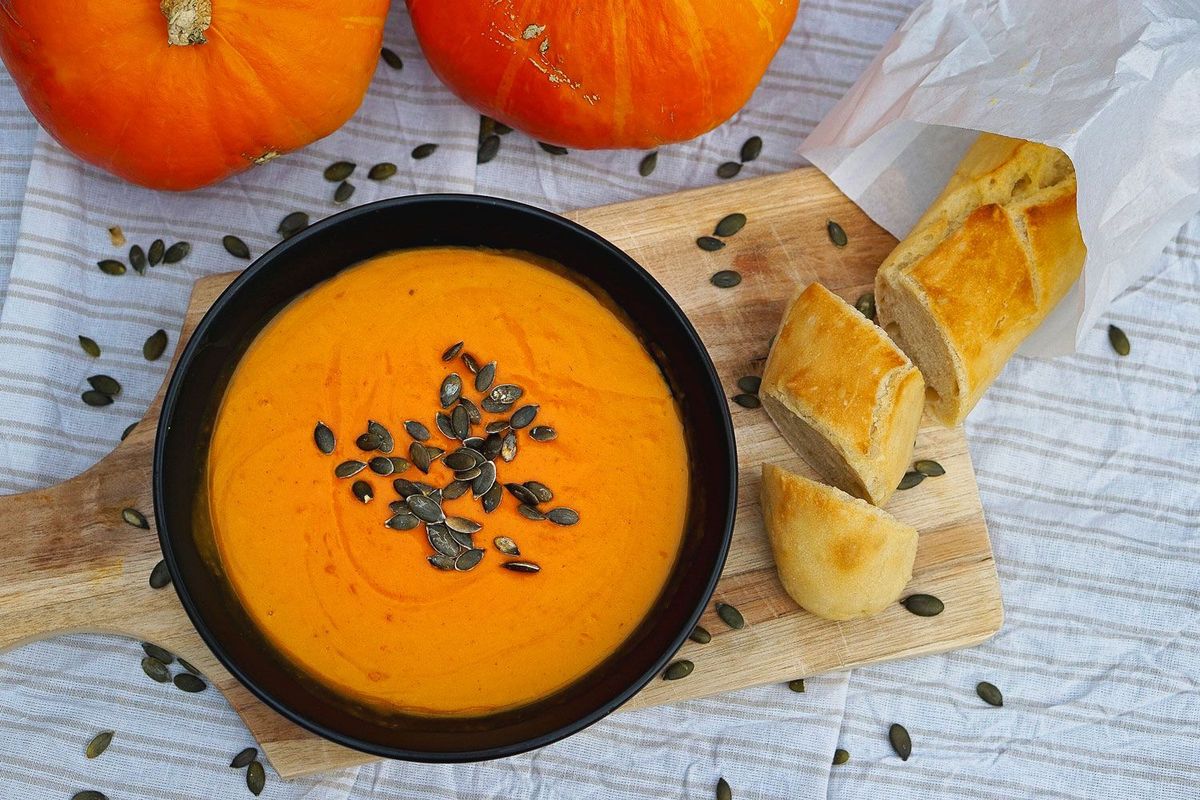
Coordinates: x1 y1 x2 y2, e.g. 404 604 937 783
518 504 547 521
788 678 806 693
855 292 876 321
827 220 848 248
472 461 497 496
177 657 201 676
393 478 421 497
404 420 431 442
502 559 540 573
494 122 513 135
914 459 945 477
368 162 397 181
489 382 523 405
546 507 579 526
278 212 309 239
222 235 250 260
313 421 335 454
716 602 745 629
455 466 482 482
1108 324 1130 356
71 792 107 800
440 373 463 407
663 660 694 680
433 412 454 438
897 471 925 490
976 681 1004 707
461 352 480 373
141 656 170 682
78 335 101 358
716 161 742 179
352 480 374 503
334 181 355 203
141 642 174 664
689 625 711 644
485 420 510 435
833 749 850 765
412 143 438 160
736 376 761 394
639 151 658 177
481 395 513 414
129 245 147 275
85 730 114 759
441 342 464 363
740 135 763 163
505 483 539 506
354 433 381 454
366 420 393 452
524 480 553 503
149 560 171 589
452 404 471 439
407 493 444 523
173 672 206 693
148 239 165 266
143 329 168 361
443 480 471 500
538 142 568 155
121 422 137 441
714 213 747 237
711 270 742 288
459 397 482 424
335 460 366 478
380 47 403 70
901 593 944 617
87 374 121 397
385 512 419 531
121 508 149 529
888 723 911 761
501 431 518 462
482 483 503 513
247 760 266 796
163 242 190 263
455 548 485 571
82 390 112 407
716 777 732 800
427 525 460 558
97 259 126 276
410 442 434 473
425 444 445 463
696 236 726 252
428 554 455 570
530 425 557 442
324 161 355 182
507 404 536 429
443 451 476 471
478 134 501 164
475 361 496 392
732 393 760 409
446 516 483 535
479 434 502 459
230 747 257 768
494 536 520 555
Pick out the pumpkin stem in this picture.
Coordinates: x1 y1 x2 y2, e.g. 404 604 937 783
161 0 212 46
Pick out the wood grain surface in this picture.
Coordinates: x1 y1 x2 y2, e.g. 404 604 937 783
0 167 1002 778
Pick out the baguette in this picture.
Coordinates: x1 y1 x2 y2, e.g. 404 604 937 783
875 134 1086 426
761 464 917 621
761 282 925 506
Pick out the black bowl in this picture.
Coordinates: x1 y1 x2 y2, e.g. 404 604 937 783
153 194 737 762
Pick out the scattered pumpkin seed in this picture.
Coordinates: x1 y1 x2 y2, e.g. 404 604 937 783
689 625 711 644
335 460 366 478
461 352 480 373
482 483 503 513
510 404 538 429
407 493 444 523
518 504 546 521
445 516 483 535
639 151 658 177
976 681 1004 707
368 162 397 181
428 554 455 570
1108 324 1130 356
97 259 126 276
177 657 201 676
78 335 101 358
901 593 944 617
71 792 107 800
485 420 510 436
455 548 485 571
410 442 433 473
833 748 850 765
314 421 335 454
491 383 524 404
736 376 761 394
897 470 925 490
505 482 539 506
324 161 355 182
716 161 742 179
663 659 694 680
524 481 553 503
501 431 518 462
230 747 257 769
385 513 419 531
502 560 540 573
716 602 745 629
435 412 455 438
888 723 912 761
352 480 374 503
481 395 513 414
380 47 403 70
827 220 848 248
141 642 173 664
222 235 250 260
716 777 732 800
714 213 747 237
494 536 520 556
148 239 165 266
472 460 498 496
108 226 125 247
479 433 502 459
278 212 310 239
129 245 147 275
393 478 421 497
81 390 112 407
427 525 460 558
405 420 431 442
334 181 355 203
478 134 501 164
711 270 742 288
740 136 763 163
141 656 170 683
440 373 463 407
85 730 114 759
143 329 168 361
475 361 496 392
247 759 266 796
87 375 121 397
855 292 876 321
444 451 478 471
732 393 760 409
459 397 482 424
914 459 945 477
788 679 806 693
412 143 438 160
538 142 568 155
696 236 726 252
121 508 149 529
149 560 171 589
547 507 579 526
163 242 190 263
530 425 557 441
367 420 393 452
120 422 137 441
443 480 471 501
174 672 206 693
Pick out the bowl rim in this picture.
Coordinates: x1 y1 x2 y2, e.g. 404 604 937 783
153 192 738 762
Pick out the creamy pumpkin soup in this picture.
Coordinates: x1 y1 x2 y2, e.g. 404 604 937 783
206 247 689 716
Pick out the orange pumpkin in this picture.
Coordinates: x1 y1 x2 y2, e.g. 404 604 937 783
406 0 799 150
0 0 390 190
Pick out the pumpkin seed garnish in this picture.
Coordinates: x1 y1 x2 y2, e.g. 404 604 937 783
71 791 107 800
529 425 557 442
459 397 482 424
1108 324 1130 356
141 656 170 683
314 421 335 454
427 525 460 558
479 434 502 459
121 422 137 441
897 470 925 490
407 493 444 523
518 504 547 521
163 241 190 263
475 361 496 392
121 508 149 529
434 412 455 438
696 236 726 252
428 554 455 570
129 245 147 275
716 602 745 629
222 235 250 260
538 142 568 156
333 181 355 203
455 548 485 571
97 259 126 276
901 593 944 617
546 507 579 526
278 212 310 239
494 536 520 556
409 442 433 473
82 389 112 407
716 777 732 800
368 162 397 181
149 560 171 589
827 220 848 248
914 459 945 477
502 559 540 573
335 460 367 478
393 478 421 497
85 730 114 759
404 420 431 442
443 451 476 471
440 373 463 407
451 404 471 439
481 395 513 414
455 466 482 481
639 151 658 177
385 512 419 530
663 659 694 680
143 329 168 361
976 681 1004 707
78 335 101 358
853 291 876 321
141 642 173 664
445 516 483 535
689 625 711 644
736 376 761 394
833 748 850 765
173 672 206 693
711 270 742 288
461 352 480 374
482 483 503 513
524 480 553 502
87 375 121 397
485 420 510 435
478 134 501 164
788 678 806 693
366 420 393 452
714 213 747 238
472 461 498 496
443 480 471 500
230 747 257 769
324 161 356 182
716 161 742 179
247 759 266 796
888 723 912 761
732 393 761 409
441 341 464 362
412 143 438 160
148 238 165 266
501 431 518 462
510 404 538 429
505 482 539 506
177 657 201 676
490 383 523 405
740 136 763 163
352 480 374 503
380 47 403 70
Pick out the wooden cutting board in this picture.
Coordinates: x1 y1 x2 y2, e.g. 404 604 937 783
0 168 1002 779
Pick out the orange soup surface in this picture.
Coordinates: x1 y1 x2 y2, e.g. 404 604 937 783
207 247 689 716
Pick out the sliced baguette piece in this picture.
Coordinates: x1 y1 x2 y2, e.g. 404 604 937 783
875 133 1086 426
761 463 918 621
760 282 925 506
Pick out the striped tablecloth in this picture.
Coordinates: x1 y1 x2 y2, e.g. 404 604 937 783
1 3 1197 799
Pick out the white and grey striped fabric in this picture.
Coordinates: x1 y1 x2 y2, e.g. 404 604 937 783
1 3 1197 799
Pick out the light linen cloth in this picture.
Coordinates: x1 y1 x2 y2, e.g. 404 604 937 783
1 3 1197 799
